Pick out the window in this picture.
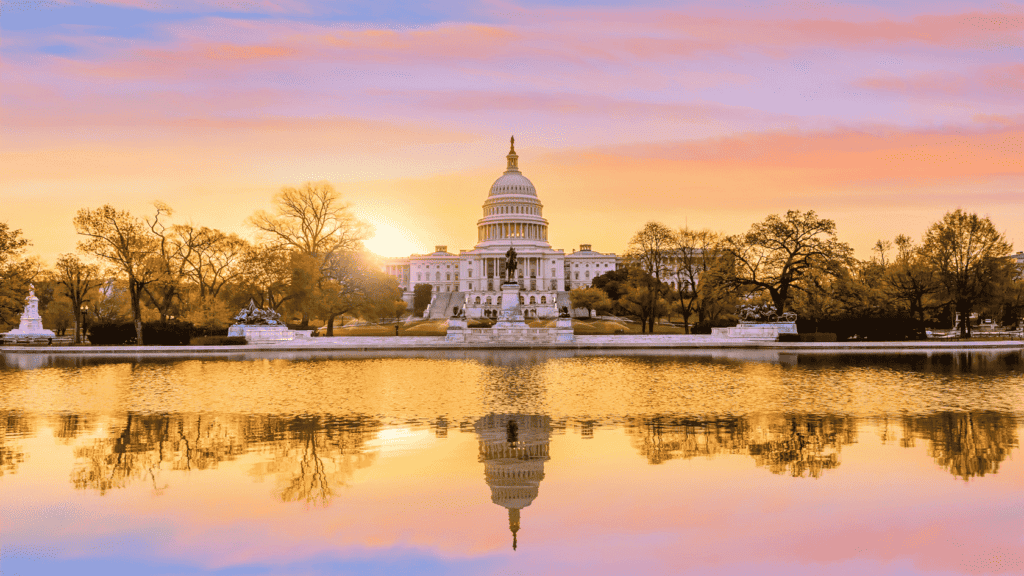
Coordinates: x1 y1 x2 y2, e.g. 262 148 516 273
417 273 421 281
446 273 450 281
468 269 472 278
468 283 473 290
475 296 481 304
541 296 547 304
529 296 536 304
435 272 440 281
486 297 492 305
585 271 590 279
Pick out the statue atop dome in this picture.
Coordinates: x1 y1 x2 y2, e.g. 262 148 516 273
506 135 519 172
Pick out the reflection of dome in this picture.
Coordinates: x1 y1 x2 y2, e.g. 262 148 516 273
475 413 552 551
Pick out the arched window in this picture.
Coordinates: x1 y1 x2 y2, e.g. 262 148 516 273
446 273 450 281
486 297 492 305
475 297 481 304
541 296 547 304
529 296 536 304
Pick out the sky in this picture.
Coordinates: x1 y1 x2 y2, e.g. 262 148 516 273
2 0 1024 262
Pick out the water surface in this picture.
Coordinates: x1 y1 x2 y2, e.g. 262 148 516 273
2 350 1022 575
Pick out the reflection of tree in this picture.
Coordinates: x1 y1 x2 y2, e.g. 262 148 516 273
630 416 748 465
64 413 377 502
901 412 1019 480
0 412 30 477
248 416 378 507
627 414 857 478
746 416 855 478
71 413 247 494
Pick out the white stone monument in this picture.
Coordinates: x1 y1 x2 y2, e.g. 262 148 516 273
2 285 56 342
493 283 528 329
227 300 293 342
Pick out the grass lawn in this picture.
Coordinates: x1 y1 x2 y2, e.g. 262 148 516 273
572 318 693 335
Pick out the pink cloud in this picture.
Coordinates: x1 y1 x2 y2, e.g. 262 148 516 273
855 63 1024 101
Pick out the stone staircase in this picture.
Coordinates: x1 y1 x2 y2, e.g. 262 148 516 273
428 292 462 319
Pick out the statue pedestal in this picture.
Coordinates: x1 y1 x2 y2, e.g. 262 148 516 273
2 287 56 343
493 283 527 328
227 324 294 342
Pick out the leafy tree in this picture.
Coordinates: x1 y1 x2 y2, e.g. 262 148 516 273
412 284 433 316
569 287 612 318
882 235 941 327
592 268 630 308
42 297 74 336
920 210 1014 337
316 251 402 336
54 254 102 343
0 223 32 330
619 268 670 333
626 222 674 333
725 210 853 316
74 206 160 344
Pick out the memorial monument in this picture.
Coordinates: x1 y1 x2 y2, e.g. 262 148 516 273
1 285 57 344
227 300 294 342
493 246 528 329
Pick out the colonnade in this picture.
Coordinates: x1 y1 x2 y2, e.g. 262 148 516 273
469 255 557 291
478 223 548 242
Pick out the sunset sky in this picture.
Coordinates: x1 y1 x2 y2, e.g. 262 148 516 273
3 0 1023 263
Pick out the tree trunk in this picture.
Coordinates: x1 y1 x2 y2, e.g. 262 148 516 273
130 279 144 345
300 311 309 329
73 309 82 344
325 313 337 337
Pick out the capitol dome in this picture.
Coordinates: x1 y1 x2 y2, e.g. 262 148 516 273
488 136 537 197
475 137 550 248
489 172 537 196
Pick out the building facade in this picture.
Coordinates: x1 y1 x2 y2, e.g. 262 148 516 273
383 138 617 319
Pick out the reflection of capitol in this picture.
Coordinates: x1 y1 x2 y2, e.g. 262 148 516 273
474 414 552 550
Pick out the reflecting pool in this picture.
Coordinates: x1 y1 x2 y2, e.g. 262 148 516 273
1 350 1022 575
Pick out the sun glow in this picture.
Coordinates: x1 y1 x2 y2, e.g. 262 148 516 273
363 219 424 258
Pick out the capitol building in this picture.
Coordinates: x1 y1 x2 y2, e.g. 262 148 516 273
383 138 618 319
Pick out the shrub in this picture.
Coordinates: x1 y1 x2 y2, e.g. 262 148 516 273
778 333 800 342
143 321 195 345
802 332 837 342
190 336 247 346
87 322 137 345
86 320 197 345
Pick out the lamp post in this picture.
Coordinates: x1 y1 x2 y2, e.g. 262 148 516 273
79 304 89 345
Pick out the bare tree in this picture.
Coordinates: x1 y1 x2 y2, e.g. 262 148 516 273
74 206 159 344
670 228 724 334
177 225 249 300
249 182 370 259
249 182 372 327
626 222 674 333
54 254 102 344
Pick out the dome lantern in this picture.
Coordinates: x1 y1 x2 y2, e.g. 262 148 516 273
506 135 519 172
